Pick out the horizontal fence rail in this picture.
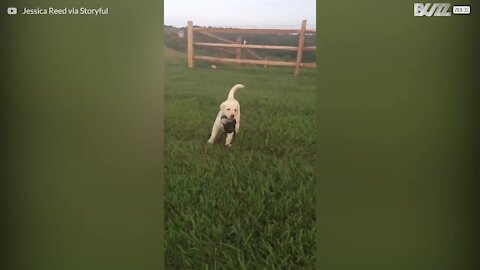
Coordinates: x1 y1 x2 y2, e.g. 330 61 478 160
194 56 316 68
193 42 316 52
192 28 316 35
187 20 316 75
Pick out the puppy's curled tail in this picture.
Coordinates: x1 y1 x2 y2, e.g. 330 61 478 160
227 84 245 100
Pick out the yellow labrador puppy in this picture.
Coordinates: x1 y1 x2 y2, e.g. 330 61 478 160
207 84 244 147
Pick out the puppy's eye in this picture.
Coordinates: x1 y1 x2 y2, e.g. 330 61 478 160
234 109 237 112
227 108 230 111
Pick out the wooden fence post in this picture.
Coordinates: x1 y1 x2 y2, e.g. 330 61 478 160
236 36 242 60
294 20 307 76
187 21 194 68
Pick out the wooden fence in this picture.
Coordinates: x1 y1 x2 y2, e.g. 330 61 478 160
187 20 316 76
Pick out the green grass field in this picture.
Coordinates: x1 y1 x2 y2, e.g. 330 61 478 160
165 47 315 269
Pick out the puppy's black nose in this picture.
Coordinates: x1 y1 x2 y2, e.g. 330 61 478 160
230 114 235 119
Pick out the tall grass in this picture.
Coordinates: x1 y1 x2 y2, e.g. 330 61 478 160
165 48 315 269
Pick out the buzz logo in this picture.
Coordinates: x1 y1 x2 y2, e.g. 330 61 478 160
414 3 451 16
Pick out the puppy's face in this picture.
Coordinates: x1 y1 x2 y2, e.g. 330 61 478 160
220 100 240 120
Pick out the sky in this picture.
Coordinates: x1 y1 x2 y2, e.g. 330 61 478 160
164 0 316 28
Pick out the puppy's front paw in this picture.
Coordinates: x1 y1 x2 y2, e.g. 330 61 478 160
207 139 214 144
